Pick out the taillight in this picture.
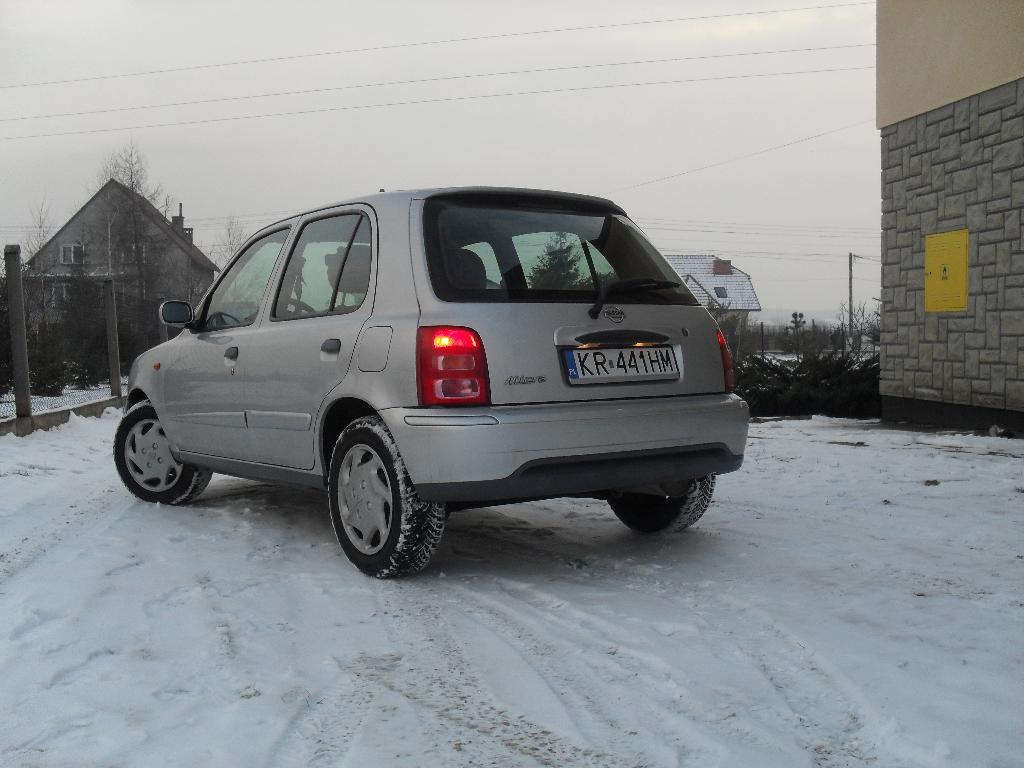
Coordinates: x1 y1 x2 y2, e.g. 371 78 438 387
716 328 734 393
417 326 490 406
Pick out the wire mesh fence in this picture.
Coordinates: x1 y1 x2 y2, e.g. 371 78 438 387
2 248 165 427
0 379 128 420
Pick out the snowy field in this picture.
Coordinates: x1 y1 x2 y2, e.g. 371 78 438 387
0 410 1021 768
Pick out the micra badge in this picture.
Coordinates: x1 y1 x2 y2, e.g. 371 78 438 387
603 305 625 323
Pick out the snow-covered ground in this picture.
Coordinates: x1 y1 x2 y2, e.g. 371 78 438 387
0 411 1020 767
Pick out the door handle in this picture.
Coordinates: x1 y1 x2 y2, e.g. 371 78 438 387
321 338 342 354
224 346 239 361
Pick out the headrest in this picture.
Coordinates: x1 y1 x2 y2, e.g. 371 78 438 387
450 248 487 289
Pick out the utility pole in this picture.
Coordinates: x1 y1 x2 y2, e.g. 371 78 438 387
4 244 33 435
104 280 122 399
848 252 854 350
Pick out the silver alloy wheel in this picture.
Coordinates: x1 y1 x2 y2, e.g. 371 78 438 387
338 443 393 555
123 418 183 492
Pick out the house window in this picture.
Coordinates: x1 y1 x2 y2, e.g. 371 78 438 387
60 244 85 265
714 287 728 299
119 243 145 265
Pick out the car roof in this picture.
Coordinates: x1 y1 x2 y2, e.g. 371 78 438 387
263 186 626 231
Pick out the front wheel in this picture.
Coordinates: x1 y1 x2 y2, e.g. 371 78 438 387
609 474 716 533
328 416 445 578
114 401 212 504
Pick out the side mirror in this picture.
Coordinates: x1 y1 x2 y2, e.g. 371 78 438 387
160 300 194 328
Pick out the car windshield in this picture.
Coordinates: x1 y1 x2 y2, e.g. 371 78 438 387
423 197 699 305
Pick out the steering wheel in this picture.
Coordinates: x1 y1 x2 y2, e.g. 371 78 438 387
285 298 317 316
206 310 241 328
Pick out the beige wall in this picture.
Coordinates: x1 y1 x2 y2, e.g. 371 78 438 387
877 0 1024 128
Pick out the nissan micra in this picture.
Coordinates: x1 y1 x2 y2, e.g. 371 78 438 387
114 188 749 577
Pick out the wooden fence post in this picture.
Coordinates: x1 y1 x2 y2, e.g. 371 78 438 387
4 245 33 435
103 279 122 398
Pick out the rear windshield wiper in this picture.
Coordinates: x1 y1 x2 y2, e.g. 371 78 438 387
588 277 680 318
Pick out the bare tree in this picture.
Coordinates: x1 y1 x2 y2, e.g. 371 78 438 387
213 214 249 267
707 300 749 360
97 139 164 204
838 300 881 355
20 198 55 328
94 140 174 350
25 198 53 258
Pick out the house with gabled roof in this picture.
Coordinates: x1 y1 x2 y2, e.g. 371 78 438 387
662 254 761 357
25 179 217 343
662 254 761 315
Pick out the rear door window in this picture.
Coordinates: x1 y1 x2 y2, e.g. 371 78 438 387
273 214 371 320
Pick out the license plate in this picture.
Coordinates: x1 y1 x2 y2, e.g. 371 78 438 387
562 345 680 385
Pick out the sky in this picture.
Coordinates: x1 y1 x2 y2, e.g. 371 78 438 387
0 0 880 320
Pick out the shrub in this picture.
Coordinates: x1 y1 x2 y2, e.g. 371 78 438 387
28 324 66 397
735 353 880 418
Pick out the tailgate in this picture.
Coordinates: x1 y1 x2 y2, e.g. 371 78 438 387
421 302 726 405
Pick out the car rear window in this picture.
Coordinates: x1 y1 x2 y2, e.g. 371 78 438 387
423 197 700 305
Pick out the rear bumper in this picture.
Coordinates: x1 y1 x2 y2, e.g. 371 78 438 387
380 393 749 503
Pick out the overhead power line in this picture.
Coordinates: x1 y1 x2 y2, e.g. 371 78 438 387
2 43 874 123
620 119 874 189
638 224 879 240
0 65 873 142
633 216 877 233
0 2 874 90
654 245 878 260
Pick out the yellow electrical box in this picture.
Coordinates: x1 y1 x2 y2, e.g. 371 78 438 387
924 229 969 312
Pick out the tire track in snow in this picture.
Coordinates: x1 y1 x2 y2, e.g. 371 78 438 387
261 672 376 768
445 521 922 767
449 582 728 767
264 579 638 768
367 584 639 767
715 596 923 768
459 579 781 767
0 490 135 588
0 417 132 588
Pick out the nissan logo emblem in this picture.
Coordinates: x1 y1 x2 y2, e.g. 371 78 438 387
603 305 625 323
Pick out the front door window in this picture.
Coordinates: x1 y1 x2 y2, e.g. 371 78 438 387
203 229 289 330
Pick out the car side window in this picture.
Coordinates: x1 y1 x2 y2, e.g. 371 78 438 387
274 215 362 320
203 229 289 331
332 215 372 312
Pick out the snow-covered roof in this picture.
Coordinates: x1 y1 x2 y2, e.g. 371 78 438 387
662 254 761 312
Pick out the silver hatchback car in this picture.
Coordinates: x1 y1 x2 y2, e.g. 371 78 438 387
114 188 749 577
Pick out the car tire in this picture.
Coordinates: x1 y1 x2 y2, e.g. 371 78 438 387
114 401 213 505
328 415 445 578
608 474 716 533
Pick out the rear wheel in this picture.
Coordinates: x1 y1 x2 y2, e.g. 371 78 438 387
328 416 445 578
609 474 716 533
114 401 212 505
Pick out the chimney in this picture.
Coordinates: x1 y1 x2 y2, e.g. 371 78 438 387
171 203 193 244
712 258 732 275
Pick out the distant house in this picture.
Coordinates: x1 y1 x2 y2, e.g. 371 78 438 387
662 255 761 356
25 179 217 340
662 254 761 316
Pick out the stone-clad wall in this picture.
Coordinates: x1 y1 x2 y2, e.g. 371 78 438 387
880 78 1024 417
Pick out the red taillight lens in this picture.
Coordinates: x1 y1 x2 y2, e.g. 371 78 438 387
716 328 734 393
417 326 490 406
